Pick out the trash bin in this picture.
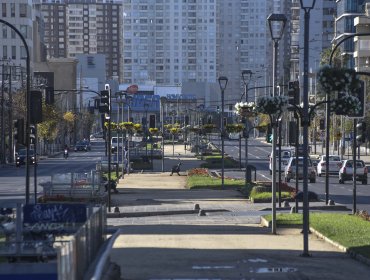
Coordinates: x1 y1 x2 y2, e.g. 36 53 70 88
246 165 256 182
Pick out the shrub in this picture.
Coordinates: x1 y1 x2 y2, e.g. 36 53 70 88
188 168 209 176
252 185 271 194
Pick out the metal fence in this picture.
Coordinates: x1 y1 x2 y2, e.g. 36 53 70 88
58 205 106 280
0 204 107 280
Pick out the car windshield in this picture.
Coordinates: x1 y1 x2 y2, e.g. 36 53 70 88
346 161 365 168
18 149 34 156
291 158 312 167
323 156 341 162
272 150 292 158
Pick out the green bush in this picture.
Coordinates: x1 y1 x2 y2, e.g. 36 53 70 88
251 185 271 194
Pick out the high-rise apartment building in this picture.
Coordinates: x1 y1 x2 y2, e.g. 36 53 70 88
39 0 122 81
334 0 368 68
290 0 336 95
219 0 272 104
121 0 217 86
0 0 35 65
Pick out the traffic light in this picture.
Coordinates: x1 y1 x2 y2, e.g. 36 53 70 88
30 90 43 124
266 124 272 143
45 86 54 105
288 81 300 106
149 114 156 128
29 125 36 145
99 90 110 113
14 118 25 144
348 80 365 118
289 121 297 145
319 119 325 130
356 121 367 144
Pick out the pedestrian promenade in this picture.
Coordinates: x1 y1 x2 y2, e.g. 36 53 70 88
107 143 370 279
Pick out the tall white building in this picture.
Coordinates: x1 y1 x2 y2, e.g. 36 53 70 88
290 0 336 95
121 0 217 86
0 0 36 65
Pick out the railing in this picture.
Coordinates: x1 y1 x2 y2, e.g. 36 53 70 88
0 204 107 280
57 205 106 280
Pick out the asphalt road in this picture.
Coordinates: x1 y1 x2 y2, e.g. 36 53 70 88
0 140 105 206
223 137 370 213
2 137 369 213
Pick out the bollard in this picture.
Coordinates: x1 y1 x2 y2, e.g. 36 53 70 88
198 209 206 216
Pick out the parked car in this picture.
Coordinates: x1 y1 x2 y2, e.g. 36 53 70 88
74 140 91 152
284 157 316 183
16 149 36 167
269 147 294 175
228 132 240 140
339 160 368 185
316 155 342 176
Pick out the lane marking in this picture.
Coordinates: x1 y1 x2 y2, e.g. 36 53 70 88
247 258 268 263
192 265 235 270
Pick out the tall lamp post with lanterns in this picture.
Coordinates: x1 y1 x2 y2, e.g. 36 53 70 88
218 76 228 189
300 0 316 257
267 13 287 235
242 70 253 189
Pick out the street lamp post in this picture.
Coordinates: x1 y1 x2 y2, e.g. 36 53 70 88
300 0 316 257
124 95 133 175
144 103 149 158
267 13 287 235
160 97 167 172
242 70 253 189
115 92 124 178
218 76 228 189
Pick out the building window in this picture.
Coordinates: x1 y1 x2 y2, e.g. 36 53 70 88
20 46 26 59
2 26 7 38
19 3 27 17
20 25 27 38
10 3 15 17
3 46 7 59
2 3 6 17
11 45 16 59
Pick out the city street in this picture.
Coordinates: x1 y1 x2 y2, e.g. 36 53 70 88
0 141 105 205
1 137 370 213
222 137 370 213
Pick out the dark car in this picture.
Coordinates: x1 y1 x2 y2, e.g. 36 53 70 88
16 149 36 167
74 140 91 152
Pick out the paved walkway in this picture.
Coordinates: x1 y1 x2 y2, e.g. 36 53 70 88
107 144 370 279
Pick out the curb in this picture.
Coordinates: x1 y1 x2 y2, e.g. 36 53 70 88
310 227 370 267
260 217 370 267
107 209 197 218
107 208 230 218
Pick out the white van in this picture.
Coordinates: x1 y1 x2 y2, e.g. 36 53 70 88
111 136 124 152
269 147 294 175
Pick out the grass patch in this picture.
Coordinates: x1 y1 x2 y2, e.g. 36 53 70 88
250 191 291 202
187 174 245 189
200 154 239 168
263 213 370 258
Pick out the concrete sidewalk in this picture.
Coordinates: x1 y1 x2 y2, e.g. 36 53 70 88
107 144 370 279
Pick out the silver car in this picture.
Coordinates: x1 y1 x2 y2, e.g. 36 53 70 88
284 157 316 183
